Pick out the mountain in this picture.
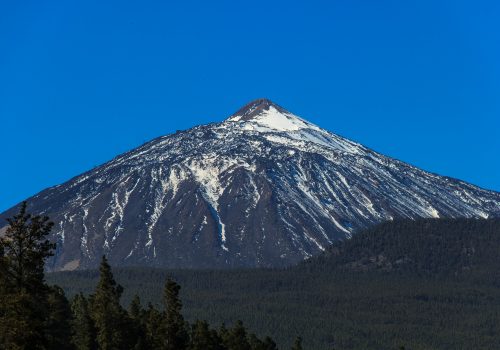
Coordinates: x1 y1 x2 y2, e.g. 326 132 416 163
2 98 500 271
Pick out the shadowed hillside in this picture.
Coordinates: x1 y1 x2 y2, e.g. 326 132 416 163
49 219 500 349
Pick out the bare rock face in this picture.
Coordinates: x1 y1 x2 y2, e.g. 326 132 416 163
1 99 499 271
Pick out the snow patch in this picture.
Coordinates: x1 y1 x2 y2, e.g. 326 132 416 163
250 107 311 131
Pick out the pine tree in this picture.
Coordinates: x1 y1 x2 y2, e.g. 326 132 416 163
262 337 278 350
90 255 132 350
219 323 229 344
189 320 225 350
145 302 163 349
129 295 143 321
160 278 189 350
291 336 303 350
0 242 9 345
129 295 148 350
248 334 278 350
71 293 97 350
223 320 251 350
0 202 55 349
248 334 264 350
45 285 74 350
211 329 226 350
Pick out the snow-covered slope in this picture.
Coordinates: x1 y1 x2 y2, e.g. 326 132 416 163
2 99 499 271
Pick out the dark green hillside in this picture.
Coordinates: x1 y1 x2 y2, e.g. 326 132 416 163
306 218 500 277
1 203 283 349
48 219 500 350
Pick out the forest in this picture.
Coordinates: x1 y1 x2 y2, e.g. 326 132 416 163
2 202 500 349
49 219 500 349
0 203 297 350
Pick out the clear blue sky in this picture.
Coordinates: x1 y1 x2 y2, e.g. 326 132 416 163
1 0 499 212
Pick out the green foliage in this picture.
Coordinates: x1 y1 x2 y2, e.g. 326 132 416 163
249 334 278 350
145 303 163 349
309 218 500 277
0 203 279 349
71 293 97 350
1 202 55 290
89 256 132 350
128 295 148 350
5 203 499 349
160 278 189 350
129 295 143 321
291 337 302 350
45 285 74 350
48 218 500 349
189 320 225 350
223 320 251 350
0 202 57 349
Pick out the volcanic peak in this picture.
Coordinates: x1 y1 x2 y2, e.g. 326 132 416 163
225 98 319 133
228 98 286 121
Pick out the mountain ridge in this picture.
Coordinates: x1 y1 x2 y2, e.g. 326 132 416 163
1 99 499 271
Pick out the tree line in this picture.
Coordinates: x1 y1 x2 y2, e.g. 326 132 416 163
0 203 304 350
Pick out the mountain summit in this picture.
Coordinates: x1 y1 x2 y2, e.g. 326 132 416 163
2 99 499 271
228 98 282 120
227 98 321 132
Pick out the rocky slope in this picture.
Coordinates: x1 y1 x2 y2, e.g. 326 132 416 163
1 99 499 271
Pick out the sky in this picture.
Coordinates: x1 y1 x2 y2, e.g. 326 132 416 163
0 0 499 212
